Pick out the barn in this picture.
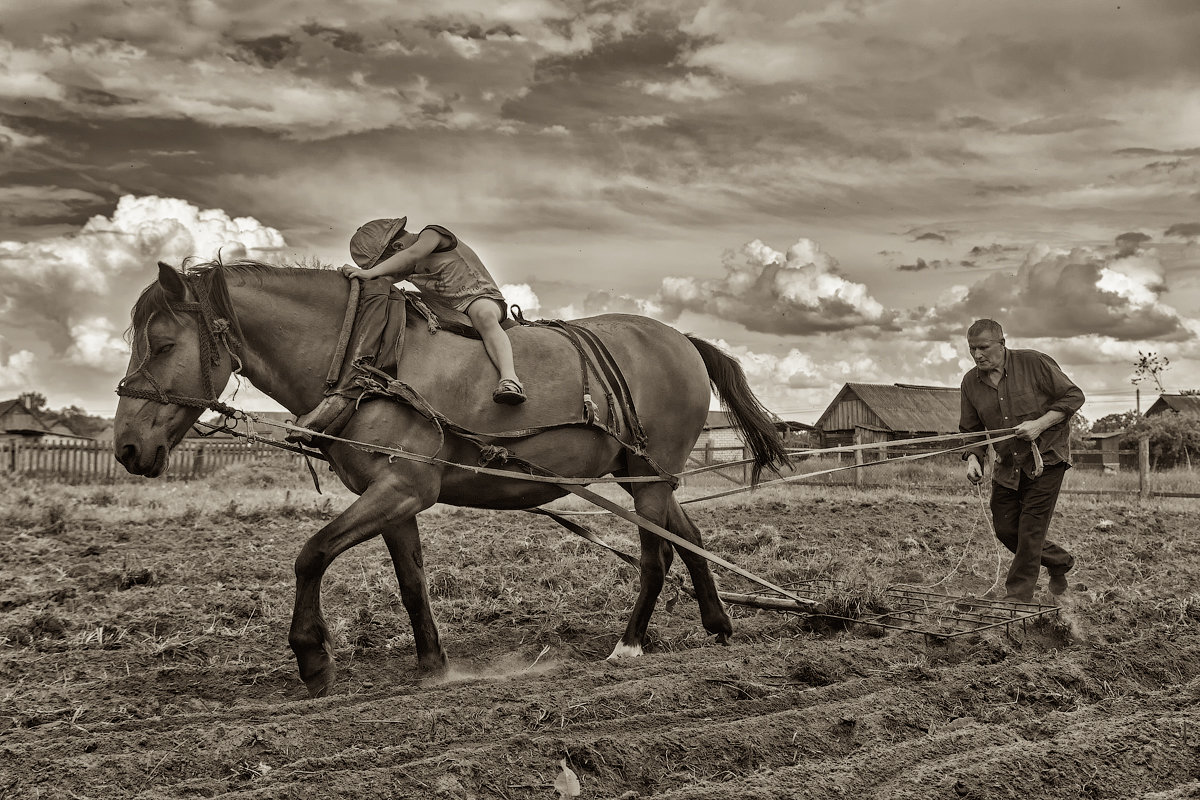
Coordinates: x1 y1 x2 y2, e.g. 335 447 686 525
814 383 960 448
1144 393 1200 417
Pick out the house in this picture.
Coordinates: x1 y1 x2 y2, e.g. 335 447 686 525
1144 393 1200 417
0 394 87 443
695 410 746 462
814 383 960 448
1081 430 1125 472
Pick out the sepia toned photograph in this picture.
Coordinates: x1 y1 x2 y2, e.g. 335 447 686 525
1 2 1197 798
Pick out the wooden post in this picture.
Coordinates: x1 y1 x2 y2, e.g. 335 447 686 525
1138 436 1151 499
704 440 714 465
193 444 206 479
853 427 864 488
742 444 750 485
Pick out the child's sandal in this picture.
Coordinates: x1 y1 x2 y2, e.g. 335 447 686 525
492 379 527 405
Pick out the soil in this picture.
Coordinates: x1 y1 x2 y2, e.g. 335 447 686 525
1 483 1198 799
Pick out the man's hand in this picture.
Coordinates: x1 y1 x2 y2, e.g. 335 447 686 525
1013 419 1047 441
340 264 367 279
966 454 983 484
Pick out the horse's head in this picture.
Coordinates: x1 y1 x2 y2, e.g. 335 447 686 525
114 262 239 477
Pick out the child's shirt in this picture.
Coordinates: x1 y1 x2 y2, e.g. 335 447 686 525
404 225 506 314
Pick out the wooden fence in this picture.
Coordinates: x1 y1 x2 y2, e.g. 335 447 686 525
1 436 1188 500
0 439 298 482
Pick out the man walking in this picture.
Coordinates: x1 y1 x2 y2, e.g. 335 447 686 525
959 319 1085 602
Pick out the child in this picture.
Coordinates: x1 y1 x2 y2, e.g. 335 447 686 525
340 217 527 404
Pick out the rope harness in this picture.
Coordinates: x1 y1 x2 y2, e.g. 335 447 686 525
115 273 243 416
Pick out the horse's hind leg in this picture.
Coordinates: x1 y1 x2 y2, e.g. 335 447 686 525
381 518 447 674
610 481 732 658
664 496 733 641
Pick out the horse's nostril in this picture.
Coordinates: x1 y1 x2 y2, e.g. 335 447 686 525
117 444 137 466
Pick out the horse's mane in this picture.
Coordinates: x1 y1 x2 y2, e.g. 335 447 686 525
126 258 337 349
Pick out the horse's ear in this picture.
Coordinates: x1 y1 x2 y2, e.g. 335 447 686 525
157 261 186 301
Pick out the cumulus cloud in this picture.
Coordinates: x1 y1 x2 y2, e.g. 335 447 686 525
917 243 1194 342
656 238 894 335
0 194 287 408
499 283 540 315
699 334 969 421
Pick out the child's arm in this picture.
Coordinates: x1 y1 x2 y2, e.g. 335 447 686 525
341 229 442 280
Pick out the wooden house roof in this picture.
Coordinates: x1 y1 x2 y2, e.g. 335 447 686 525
1145 393 1200 416
0 398 83 437
816 382 961 434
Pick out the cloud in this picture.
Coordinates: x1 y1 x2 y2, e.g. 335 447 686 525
913 232 948 243
656 238 895 335
0 120 46 151
499 283 540 315
637 73 725 102
1008 115 1119 135
917 243 1194 342
0 185 106 220
1115 231 1152 256
898 258 956 271
1165 222 1200 240
0 38 476 140
0 194 287 408
967 243 1022 257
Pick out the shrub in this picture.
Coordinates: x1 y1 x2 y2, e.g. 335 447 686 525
1122 413 1200 469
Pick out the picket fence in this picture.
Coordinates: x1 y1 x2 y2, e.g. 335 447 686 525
0 438 298 482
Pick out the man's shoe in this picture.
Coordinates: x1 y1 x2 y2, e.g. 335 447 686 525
1048 556 1075 596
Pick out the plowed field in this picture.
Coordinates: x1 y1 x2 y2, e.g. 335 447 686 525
2 472 1198 799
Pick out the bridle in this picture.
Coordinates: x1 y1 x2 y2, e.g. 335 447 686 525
115 271 244 417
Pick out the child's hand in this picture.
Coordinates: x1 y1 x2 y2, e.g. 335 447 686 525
340 264 366 279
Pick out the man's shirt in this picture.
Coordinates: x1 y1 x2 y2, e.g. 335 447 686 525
959 348 1085 488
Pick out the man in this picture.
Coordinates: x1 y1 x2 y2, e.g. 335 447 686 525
959 319 1084 602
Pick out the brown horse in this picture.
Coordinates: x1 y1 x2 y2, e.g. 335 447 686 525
114 260 789 697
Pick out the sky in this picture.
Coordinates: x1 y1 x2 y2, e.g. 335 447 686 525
2 0 1199 426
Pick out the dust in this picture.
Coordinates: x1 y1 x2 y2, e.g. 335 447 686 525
438 645 561 684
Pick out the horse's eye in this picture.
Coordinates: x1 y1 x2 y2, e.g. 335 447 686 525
154 343 175 356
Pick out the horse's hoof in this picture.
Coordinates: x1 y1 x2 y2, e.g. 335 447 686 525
417 654 449 676
300 658 337 698
607 641 643 660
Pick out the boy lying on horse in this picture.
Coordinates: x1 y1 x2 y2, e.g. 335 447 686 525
340 217 527 405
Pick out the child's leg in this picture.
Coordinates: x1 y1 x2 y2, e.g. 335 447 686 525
466 299 521 385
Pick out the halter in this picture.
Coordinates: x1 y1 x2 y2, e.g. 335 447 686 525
116 271 244 417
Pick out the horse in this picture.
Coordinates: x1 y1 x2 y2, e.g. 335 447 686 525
113 260 790 697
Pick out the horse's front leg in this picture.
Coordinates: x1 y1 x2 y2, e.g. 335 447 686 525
289 475 433 698
381 518 446 674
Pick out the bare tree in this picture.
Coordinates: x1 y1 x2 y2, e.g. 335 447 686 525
1132 351 1170 393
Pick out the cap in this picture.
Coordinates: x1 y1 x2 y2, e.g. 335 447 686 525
349 217 407 268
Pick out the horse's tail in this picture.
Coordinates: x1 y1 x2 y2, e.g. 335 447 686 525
686 335 792 484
